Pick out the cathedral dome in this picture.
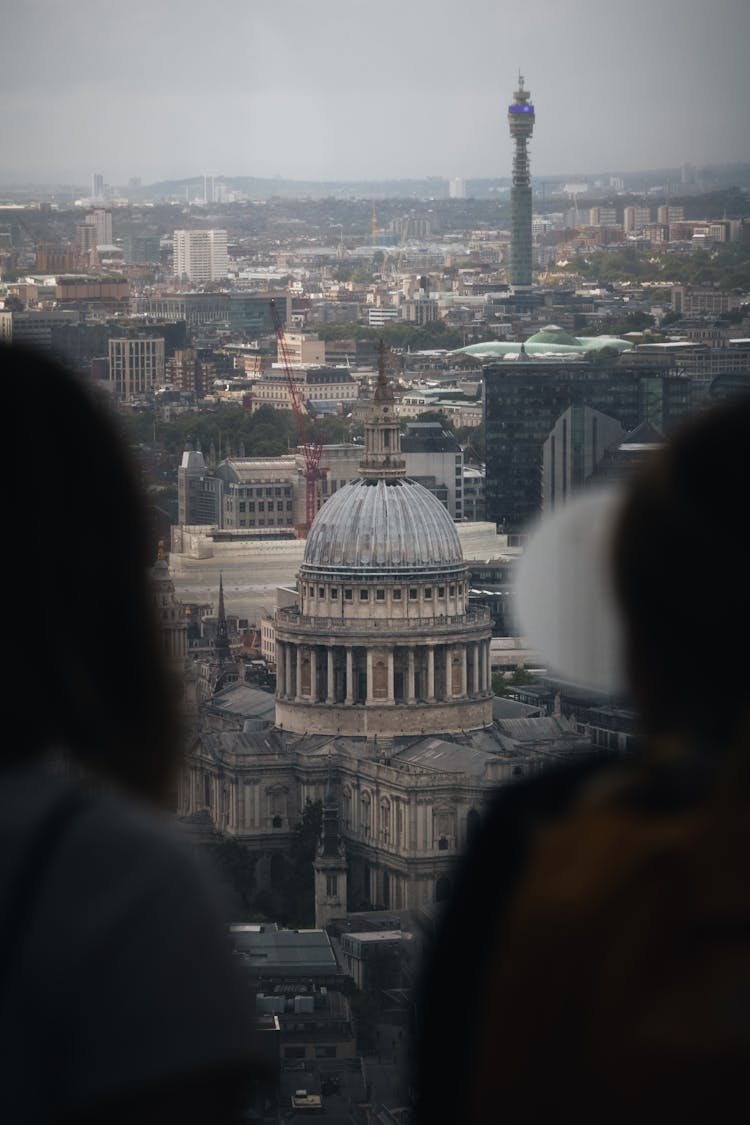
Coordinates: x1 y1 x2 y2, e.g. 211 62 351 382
275 351 492 739
302 476 463 573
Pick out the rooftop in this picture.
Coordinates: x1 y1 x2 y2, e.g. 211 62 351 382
230 924 341 977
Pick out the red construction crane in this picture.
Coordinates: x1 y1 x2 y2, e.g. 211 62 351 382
269 298 324 535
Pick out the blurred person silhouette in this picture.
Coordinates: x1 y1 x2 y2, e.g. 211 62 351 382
416 395 750 1124
1 345 264 1122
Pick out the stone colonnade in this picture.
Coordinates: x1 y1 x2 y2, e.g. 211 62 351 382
276 637 491 705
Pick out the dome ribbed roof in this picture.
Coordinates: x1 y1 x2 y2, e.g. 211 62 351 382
525 324 581 347
302 477 463 572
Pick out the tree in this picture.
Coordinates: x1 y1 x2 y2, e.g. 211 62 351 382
310 414 353 445
492 671 507 697
415 410 451 429
510 665 536 686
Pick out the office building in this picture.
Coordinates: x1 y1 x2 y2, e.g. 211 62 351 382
589 207 618 227
108 336 165 401
173 229 229 282
178 428 469 530
132 292 290 334
249 365 359 412
623 205 651 233
0 309 79 349
542 405 627 511
35 243 78 273
168 348 207 397
400 422 464 520
657 204 685 224
483 354 693 533
88 209 112 246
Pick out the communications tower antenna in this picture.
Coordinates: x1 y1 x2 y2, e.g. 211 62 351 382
507 72 535 289
269 298 324 535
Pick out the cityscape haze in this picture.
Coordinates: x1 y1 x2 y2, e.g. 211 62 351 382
2 0 749 186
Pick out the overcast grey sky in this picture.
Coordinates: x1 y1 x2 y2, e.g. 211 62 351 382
1 0 748 185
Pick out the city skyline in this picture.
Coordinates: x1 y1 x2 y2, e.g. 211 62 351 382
2 0 749 186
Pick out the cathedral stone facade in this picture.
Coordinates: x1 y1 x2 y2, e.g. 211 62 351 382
177 361 582 912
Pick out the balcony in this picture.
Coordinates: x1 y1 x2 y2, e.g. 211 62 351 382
275 606 491 636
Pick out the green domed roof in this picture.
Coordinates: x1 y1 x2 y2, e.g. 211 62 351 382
525 325 581 347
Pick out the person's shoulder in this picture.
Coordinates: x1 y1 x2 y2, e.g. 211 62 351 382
57 773 227 930
0 762 258 1117
477 752 621 842
0 760 229 953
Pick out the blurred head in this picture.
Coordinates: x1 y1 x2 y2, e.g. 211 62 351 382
612 394 750 753
7 344 179 802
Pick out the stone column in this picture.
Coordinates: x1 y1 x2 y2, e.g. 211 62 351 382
461 646 468 697
296 646 303 701
366 650 374 705
472 642 480 695
445 647 453 700
327 647 335 704
346 647 354 704
285 644 293 699
387 649 395 704
310 647 318 701
484 639 490 691
427 646 435 702
407 648 416 703
276 641 284 695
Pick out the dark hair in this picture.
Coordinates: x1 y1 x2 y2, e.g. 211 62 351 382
612 394 750 752
7 344 179 801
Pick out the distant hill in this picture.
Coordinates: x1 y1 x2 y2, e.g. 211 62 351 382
126 175 512 201
1 162 748 204
105 163 750 202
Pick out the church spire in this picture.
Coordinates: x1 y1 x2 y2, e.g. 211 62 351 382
359 342 406 482
214 572 231 664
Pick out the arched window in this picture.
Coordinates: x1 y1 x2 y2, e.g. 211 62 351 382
380 798 391 841
361 792 372 837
